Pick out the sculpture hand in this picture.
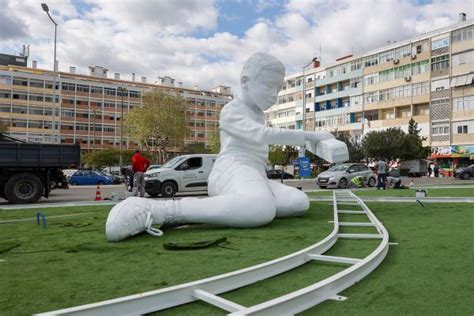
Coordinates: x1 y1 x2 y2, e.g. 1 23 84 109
305 132 348 163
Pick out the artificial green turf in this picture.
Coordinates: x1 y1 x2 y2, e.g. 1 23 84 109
0 204 332 315
308 187 474 197
1 200 473 315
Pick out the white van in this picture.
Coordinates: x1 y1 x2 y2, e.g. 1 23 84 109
144 154 217 197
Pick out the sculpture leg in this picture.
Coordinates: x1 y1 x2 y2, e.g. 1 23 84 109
267 180 309 218
106 165 277 241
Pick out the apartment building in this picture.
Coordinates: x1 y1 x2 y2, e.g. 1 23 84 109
267 17 474 170
0 62 232 155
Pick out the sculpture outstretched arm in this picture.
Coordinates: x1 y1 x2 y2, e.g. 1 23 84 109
221 109 306 146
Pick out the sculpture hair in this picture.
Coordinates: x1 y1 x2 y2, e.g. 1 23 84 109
241 52 285 81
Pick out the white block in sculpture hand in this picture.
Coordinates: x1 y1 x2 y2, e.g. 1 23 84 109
315 138 349 163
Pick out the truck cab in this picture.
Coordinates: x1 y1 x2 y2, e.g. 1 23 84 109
144 154 217 197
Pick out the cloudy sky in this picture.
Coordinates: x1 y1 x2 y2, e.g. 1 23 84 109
0 0 472 92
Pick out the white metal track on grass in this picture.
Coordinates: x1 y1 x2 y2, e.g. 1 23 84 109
37 191 390 316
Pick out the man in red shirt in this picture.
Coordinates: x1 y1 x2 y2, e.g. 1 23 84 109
131 150 150 197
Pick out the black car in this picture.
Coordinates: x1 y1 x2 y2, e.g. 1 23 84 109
266 169 294 180
455 164 474 180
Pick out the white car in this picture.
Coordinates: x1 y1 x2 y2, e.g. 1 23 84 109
144 154 217 197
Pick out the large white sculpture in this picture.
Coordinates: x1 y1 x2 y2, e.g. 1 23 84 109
106 52 348 242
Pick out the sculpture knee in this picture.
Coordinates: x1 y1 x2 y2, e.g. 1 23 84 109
228 193 276 227
275 189 309 218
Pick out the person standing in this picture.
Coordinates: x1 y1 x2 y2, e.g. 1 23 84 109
427 162 432 178
434 163 440 178
376 158 388 190
131 150 150 197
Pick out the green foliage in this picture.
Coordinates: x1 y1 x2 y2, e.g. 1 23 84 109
336 132 365 162
268 145 298 166
208 132 221 154
183 142 210 154
361 126 428 161
125 90 189 163
81 149 152 168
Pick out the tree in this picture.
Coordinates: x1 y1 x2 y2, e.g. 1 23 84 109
82 149 120 169
208 132 221 154
405 118 430 159
336 132 364 162
81 149 151 169
125 90 189 163
268 145 298 167
183 142 210 154
362 128 407 160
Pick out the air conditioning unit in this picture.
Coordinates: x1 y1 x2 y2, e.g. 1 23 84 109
393 59 400 64
405 76 412 82
411 54 417 60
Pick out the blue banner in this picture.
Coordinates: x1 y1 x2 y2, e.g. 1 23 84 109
298 157 311 177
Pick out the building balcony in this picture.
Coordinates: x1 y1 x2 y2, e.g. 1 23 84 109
315 69 362 87
314 106 351 118
338 122 363 131
314 87 361 103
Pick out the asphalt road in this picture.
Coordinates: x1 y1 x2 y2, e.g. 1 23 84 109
0 177 472 206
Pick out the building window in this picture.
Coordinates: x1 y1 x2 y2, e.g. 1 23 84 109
432 125 449 135
453 96 474 111
431 79 449 91
457 125 468 134
62 83 76 91
452 25 474 43
77 85 90 93
431 37 449 50
452 50 474 66
431 55 449 71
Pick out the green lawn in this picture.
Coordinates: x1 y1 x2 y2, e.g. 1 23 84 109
1 200 473 315
308 187 474 197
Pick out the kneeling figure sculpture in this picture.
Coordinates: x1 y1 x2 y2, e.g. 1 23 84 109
106 52 349 241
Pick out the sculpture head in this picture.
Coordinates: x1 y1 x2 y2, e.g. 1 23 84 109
240 52 285 111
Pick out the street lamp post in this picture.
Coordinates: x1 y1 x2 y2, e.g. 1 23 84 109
117 86 127 169
300 57 318 157
41 3 58 142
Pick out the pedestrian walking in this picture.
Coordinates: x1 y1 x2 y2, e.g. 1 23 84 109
427 163 432 178
131 150 151 197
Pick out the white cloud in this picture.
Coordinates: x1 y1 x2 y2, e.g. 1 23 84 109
1 0 473 93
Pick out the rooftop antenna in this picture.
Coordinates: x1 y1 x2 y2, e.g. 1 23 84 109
20 44 30 57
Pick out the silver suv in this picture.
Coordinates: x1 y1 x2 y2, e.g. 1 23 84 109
316 163 376 189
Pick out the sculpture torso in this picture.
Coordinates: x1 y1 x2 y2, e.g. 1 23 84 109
218 97 269 166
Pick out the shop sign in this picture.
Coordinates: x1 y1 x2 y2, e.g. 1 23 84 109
431 145 474 158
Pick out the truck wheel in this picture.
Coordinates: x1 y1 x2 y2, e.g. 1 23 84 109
5 173 44 204
160 182 177 197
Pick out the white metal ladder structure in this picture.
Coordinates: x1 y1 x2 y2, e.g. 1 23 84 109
38 191 389 315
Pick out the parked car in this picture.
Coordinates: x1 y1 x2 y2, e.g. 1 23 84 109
266 169 294 179
316 163 377 189
144 154 217 197
454 165 474 179
69 170 113 185
101 171 124 184
148 164 162 171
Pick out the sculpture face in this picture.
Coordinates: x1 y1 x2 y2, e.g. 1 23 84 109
246 69 284 111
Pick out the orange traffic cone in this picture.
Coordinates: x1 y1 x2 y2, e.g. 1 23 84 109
95 184 103 201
